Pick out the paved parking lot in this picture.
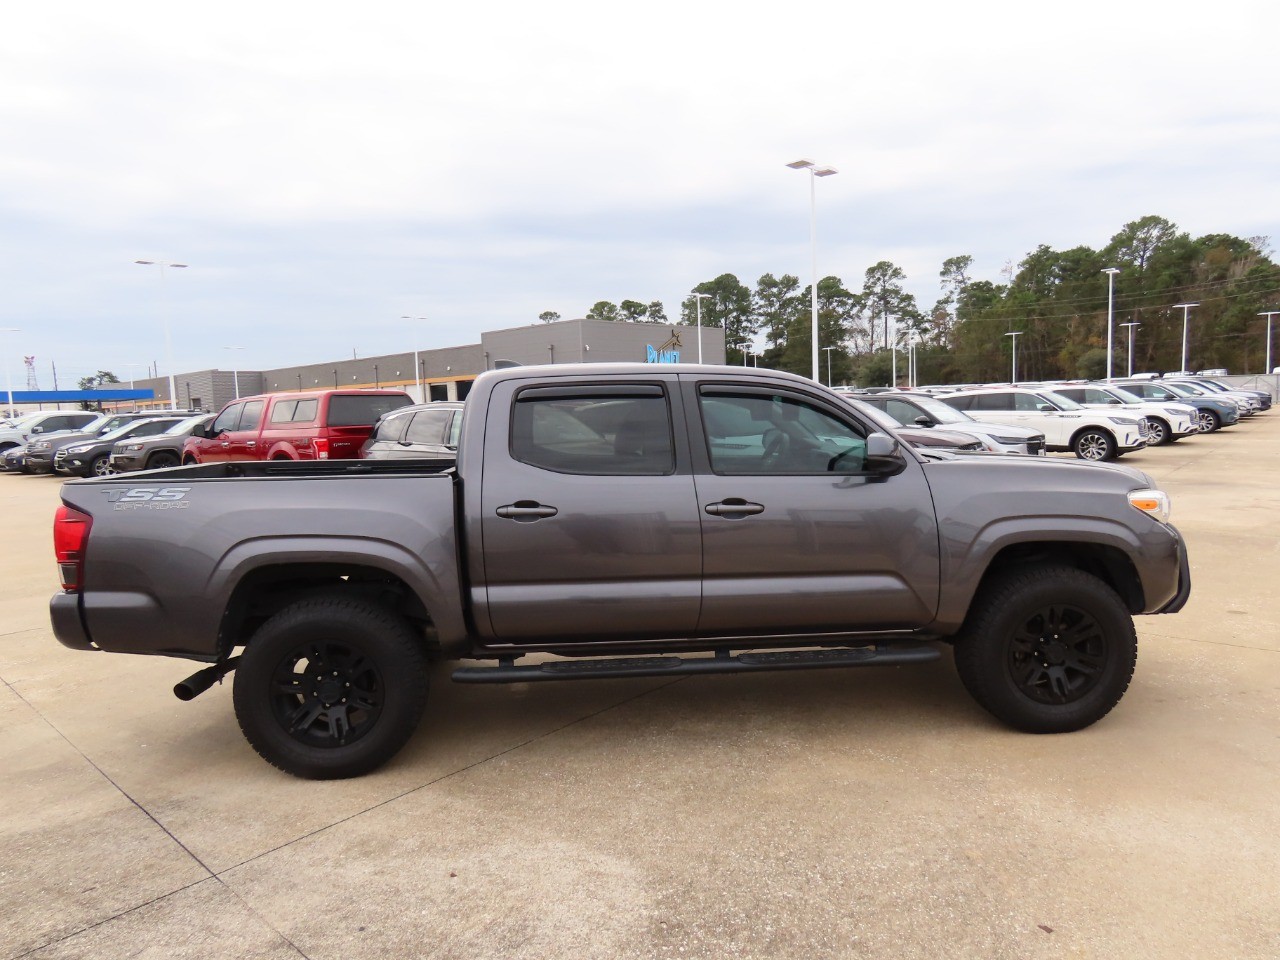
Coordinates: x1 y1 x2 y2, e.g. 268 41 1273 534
3 422 1279 960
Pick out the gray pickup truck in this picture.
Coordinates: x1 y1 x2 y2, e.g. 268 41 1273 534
50 365 1190 779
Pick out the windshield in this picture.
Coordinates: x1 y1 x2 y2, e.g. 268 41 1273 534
164 417 206 436
912 396 973 424
78 415 111 432
844 398 900 432
1169 382 1207 396
97 422 152 443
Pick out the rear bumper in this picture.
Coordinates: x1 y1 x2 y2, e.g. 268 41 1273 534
49 593 96 651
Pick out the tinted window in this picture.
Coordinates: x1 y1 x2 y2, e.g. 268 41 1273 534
1014 393 1045 411
373 413 409 443
972 394 1013 412
447 411 463 446
130 419 182 438
883 398 925 425
212 404 243 434
326 394 412 427
269 400 299 424
699 391 867 475
944 394 974 411
293 398 318 422
512 392 673 475
1055 388 1085 401
405 408 452 445
239 400 265 431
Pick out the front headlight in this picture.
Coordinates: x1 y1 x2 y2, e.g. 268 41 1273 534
1163 407 1185 417
120 443 144 452
65 444 93 454
1128 489 1171 523
31 440 50 451
1109 417 1139 426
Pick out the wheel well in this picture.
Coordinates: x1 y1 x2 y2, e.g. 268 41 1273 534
219 562 437 659
182 455 198 465
978 541 1144 613
1071 425 1114 445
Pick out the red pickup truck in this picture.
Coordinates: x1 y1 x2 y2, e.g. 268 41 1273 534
182 389 412 463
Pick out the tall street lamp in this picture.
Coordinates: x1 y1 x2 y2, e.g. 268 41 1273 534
222 346 245 400
1259 311 1279 373
0 327 18 419
1102 267 1120 379
1172 302 1199 374
822 345 837 386
135 260 187 408
1004 331 1022 383
691 293 712 364
1118 322 1140 377
786 158 838 382
402 315 428 401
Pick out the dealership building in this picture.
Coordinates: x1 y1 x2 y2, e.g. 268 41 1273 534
121 319 728 412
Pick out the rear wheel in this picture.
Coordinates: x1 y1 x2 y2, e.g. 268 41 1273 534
1071 428 1116 461
233 598 429 779
954 566 1137 733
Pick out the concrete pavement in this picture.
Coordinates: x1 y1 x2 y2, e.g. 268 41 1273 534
2 418 1278 959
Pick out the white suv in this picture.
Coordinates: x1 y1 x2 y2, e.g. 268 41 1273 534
1043 384 1198 446
940 387 1147 461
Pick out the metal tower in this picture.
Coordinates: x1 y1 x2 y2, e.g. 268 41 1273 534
24 356 38 390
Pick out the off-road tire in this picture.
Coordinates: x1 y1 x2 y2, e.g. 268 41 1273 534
233 597 429 779
953 566 1137 733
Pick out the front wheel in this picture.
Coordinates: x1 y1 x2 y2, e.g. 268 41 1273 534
1196 409 1220 433
233 598 429 779
953 566 1137 733
90 454 115 477
1072 429 1116 461
1146 418 1172 445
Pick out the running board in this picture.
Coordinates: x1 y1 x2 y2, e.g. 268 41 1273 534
452 643 939 684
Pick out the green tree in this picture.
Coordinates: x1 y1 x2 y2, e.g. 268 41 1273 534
585 301 620 322
618 300 648 323
752 273 803 350
538 310 561 324
77 370 120 410
861 261 921 352
646 300 668 324
680 274 756 361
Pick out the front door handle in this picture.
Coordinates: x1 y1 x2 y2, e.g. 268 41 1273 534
496 501 559 522
705 498 765 518
246 441 256 448
221 442 230 448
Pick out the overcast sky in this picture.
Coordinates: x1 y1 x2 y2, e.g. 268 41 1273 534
2 1 1277 385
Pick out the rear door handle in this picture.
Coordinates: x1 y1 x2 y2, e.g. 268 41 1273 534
496 501 559 522
705 499 765 517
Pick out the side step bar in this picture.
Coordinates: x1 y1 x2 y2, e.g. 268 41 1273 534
452 643 939 684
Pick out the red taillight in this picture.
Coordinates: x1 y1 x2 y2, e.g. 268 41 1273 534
53 504 92 591
313 437 330 460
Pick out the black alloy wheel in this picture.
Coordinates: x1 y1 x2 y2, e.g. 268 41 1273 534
954 565 1137 733
146 451 180 470
233 597 429 779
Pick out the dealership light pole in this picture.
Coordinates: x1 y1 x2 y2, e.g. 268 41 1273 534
786 158 838 382
0 327 18 419
402 315 428 401
691 293 711 364
1260 311 1279 373
134 260 187 408
222 346 245 399
1004 331 1022 383
1102 267 1120 379
1119 322 1140 377
1173 302 1199 374
822 345 837 386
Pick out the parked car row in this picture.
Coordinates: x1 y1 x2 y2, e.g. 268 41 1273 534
847 374 1268 462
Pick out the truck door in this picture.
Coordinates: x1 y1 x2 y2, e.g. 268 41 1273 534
197 402 244 463
477 378 702 641
686 380 940 635
225 399 265 460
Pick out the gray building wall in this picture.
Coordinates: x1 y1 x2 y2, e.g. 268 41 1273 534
114 319 727 413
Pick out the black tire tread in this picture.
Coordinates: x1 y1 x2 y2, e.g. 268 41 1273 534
233 597 429 779
954 565 1136 733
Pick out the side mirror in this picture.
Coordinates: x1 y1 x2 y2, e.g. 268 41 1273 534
1037 404 1055 412
863 432 907 476
31 426 43 434
913 415 933 427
